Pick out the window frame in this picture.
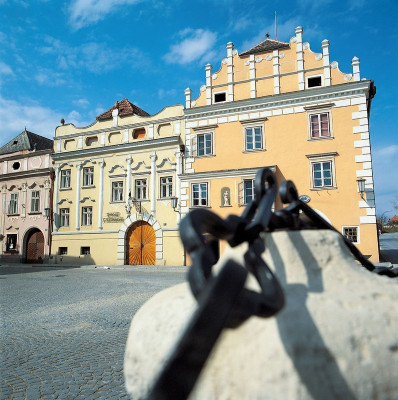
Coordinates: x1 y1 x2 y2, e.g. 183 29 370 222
30 190 40 213
306 74 324 89
191 182 209 207
307 153 337 190
306 105 334 140
342 226 360 244
82 166 94 187
195 132 213 157
160 176 173 199
213 91 227 104
241 119 266 152
8 193 19 215
81 246 91 255
111 181 124 202
243 179 255 204
135 178 147 200
59 208 70 227
58 247 68 255
81 206 93 226
60 169 71 189
6 234 18 252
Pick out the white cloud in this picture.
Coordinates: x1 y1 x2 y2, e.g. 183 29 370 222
158 88 177 100
0 95 61 142
0 61 14 75
164 29 217 65
73 98 90 107
68 0 142 29
34 68 66 86
40 36 147 74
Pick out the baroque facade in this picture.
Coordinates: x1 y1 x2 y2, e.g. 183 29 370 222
181 26 379 261
0 129 53 263
51 99 186 265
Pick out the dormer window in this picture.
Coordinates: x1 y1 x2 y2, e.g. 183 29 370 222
307 75 323 88
213 92 226 103
12 162 20 170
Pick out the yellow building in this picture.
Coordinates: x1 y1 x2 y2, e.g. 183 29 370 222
181 26 379 261
51 99 186 265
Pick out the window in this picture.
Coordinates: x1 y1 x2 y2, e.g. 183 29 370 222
81 247 91 255
59 208 70 227
213 92 226 103
160 176 173 198
310 113 330 138
243 179 255 204
59 247 68 255
197 133 213 156
192 183 208 207
133 128 146 139
12 161 20 170
307 75 323 88
82 206 93 226
60 169 71 189
245 126 263 151
135 179 147 200
6 234 17 251
342 227 359 244
112 181 124 202
312 161 333 188
8 193 18 214
83 167 94 187
30 190 40 213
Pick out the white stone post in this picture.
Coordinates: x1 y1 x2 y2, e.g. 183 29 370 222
185 88 192 109
273 49 280 94
112 108 119 127
227 42 234 102
205 64 212 105
150 152 157 217
98 160 105 230
322 39 331 86
1 184 7 236
54 167 60 231
175 151 182 224
21 183 27 218
250 54 256 98
126 156 132 201
76 164 81 230
295 26 304 90
352 57 361 82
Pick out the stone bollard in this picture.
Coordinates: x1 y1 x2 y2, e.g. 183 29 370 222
124 230 398 400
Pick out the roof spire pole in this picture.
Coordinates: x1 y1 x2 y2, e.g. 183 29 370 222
275 11 277 40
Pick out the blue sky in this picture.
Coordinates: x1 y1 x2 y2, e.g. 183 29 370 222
0 0 397 218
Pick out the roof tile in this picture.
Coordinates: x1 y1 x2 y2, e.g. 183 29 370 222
96 99 150 121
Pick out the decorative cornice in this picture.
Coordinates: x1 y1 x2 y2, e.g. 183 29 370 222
80 197 96 203
156 158 176 168
306 152 338 159
58 199 73 205
52 136 180 160
180 165 276 181
109 164 127 174
185 81 372 121
54 115 184 141
0 168 53 180
131 161 151 171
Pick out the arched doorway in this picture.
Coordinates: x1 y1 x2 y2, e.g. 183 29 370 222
25 228 45 264
126 221 156 265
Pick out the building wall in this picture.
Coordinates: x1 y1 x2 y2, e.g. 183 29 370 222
182 26 378 262
51 105 186 266
0 151 53 263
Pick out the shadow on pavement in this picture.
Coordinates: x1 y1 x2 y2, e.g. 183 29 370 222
0 265 82 275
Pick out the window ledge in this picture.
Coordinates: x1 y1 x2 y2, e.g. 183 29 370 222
60 187 72 191
82 185 96 189
310 187 337 191
110 201 124 204
243 149 266 153
189 206 211 209
7 214 19 217
194 154 215 159
308 136 334 141
28 212 41 215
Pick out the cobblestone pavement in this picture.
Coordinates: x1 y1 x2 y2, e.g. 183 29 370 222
0 265 188 399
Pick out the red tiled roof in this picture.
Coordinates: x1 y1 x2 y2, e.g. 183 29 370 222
388 216 398 223
239 38 290 57
96 99 150 121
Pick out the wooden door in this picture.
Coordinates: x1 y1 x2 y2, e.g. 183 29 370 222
126 221 156 265
26 230 45 263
